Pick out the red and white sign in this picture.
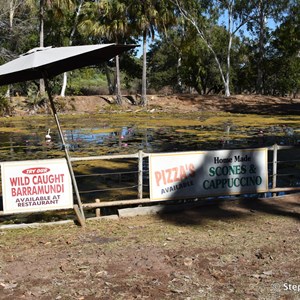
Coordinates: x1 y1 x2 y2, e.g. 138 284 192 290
1 159 73 214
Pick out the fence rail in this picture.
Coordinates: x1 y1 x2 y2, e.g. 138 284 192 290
70 144 300 214
0 144 299 219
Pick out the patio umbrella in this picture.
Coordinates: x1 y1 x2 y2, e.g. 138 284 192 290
0 44 136 85
0 43 137 225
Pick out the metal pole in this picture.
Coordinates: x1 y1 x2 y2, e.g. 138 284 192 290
138 150 143 199
43 76 85 224
272 144 278 197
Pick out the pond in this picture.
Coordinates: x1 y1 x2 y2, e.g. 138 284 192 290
0 111 299 161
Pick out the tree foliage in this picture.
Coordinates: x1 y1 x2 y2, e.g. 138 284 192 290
0 0 299 101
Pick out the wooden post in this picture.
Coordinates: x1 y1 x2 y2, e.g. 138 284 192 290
44 76 85 225
138 150 143 199
74 205 85 227
272 144 278 197
95 198 101 217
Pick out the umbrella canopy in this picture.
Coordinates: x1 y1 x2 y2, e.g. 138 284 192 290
0 43 136 86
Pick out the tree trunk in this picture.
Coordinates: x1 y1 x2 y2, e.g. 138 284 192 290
7 0 15 100
224 5 233 98
224 41 231 97
60 0 84 97
140 30 147 106
177 53 183 92
256 0 265 94
60 72 67 97
39 0 45 95
105 63 114 94
115 55 122 105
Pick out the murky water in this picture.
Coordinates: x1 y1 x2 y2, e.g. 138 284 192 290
0 112 299 161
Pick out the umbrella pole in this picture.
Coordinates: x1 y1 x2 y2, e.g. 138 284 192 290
43 76 85 226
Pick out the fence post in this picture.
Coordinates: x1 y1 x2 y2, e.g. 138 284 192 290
272 144 278 197
95 198 101 217
138 150 143 199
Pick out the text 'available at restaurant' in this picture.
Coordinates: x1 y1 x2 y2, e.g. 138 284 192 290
1 159 73 214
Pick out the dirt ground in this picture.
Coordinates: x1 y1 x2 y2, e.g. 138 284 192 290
12 93 300 116
0 193 300 300
1 94 300 299
133 94 300 115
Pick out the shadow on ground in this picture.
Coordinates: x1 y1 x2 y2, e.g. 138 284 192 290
227 103 300 115
159 194 300 226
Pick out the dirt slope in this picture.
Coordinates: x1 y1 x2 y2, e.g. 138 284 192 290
76 94 300 114
11 94 300 115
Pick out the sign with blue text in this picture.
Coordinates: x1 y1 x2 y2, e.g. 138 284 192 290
1 159 73 214
149 148 268 200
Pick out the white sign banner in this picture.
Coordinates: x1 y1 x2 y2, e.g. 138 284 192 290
149 148 268 200
1 159 73 214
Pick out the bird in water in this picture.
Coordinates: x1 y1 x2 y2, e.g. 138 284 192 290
45 128 51 141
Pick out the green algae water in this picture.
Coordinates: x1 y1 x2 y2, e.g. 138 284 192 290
0 111 299 161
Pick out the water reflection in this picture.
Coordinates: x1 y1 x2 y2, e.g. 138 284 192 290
0 120 299 161
51 126 136 152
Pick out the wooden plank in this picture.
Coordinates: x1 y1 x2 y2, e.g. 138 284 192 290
70 153 140 162
83 198 157 208
268 187 300 192
82 189 300 209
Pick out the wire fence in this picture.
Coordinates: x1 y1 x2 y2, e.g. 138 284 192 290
0 145 299 221
68 145 300 213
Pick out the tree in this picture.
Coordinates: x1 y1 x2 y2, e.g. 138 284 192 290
0 0 39 97
148 23 243 95
172 0 257 97
60 0 84 97
269 2 300 97
27 0 74 94
147 37 179 93
149 20 188 93
245 0 291 94
1 1 25 96
79 0 131 105
126 0 176 106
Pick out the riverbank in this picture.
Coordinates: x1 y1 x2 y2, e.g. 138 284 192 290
10 94 300 116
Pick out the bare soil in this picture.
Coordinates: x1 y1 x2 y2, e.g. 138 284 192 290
0 194 300 299
1 94 300 300
141 94 300 115
12 93 300 116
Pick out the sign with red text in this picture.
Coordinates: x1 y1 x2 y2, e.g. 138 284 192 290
149 148 268 200
1 159 73 214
